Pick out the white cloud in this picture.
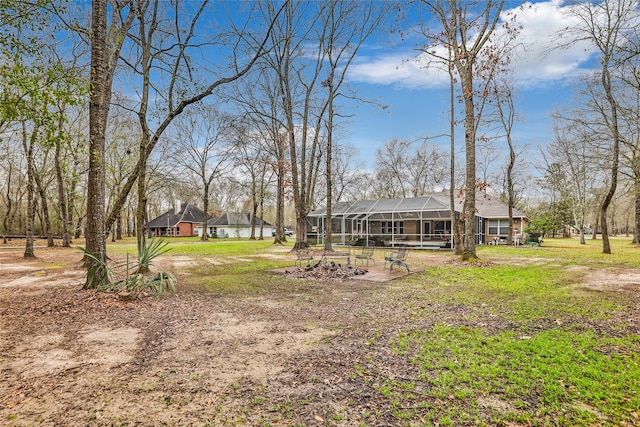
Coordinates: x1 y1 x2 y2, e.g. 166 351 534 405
348 0 599 89
508 0 596 85
349 51 450 89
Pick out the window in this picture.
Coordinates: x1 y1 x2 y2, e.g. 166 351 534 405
433 221 450 234
488 220 509 235
382 221 404 234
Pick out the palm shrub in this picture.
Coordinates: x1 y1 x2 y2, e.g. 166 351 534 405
78 239 175 298
137 238 171 273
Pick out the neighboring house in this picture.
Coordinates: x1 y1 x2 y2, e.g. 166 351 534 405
147 203 208 237
307 193 528 248
197 212 272 239
148 206 273 239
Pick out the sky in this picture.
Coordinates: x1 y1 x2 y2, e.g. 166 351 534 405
339 0 605 170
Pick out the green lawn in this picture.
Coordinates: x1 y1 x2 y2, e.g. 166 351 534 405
106 236 640 425
378 237 640 426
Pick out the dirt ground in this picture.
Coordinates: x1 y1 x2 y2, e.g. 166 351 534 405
1 245 639 426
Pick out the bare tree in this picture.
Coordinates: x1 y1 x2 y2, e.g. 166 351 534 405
547 113 596 244
417 0 506 260
618 32 640 245
489 74 521 244
327 145 366 203
255 1 386 250
0 139 27 240
104 101 138 242
223 60 290 245
103 1 283 268
172 106 232 241
228 118 276 240
375 139 412 198
319 0 388 251
263 0 329 249
374 138 449 198
556 0 638 253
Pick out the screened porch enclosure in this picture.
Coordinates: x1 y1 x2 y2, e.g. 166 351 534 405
307 196 467 248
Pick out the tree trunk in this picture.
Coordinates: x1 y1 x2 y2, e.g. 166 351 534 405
273 138 286 245
3 162 13 242
324 86 334 252
461 67 477 261
448 59 463 256
85 0 117 288
258 188 265 241
201 183 210 241
33 169 54 247
54 139 71 247
116 212 123 240
600 74 620 254
634 193 640 246
22 124 35 258
136 155 149 273
250 196 258 240
506 124 516 246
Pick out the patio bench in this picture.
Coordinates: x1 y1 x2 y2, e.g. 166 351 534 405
295 249 315 267
321 250 351 265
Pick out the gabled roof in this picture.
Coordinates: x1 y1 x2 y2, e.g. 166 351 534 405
310 195 454 219
147 203 208 228
309 193 528 220
209 212 272 228
473 194 528 219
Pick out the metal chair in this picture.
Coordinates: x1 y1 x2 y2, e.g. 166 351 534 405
384 245 410 272
355 240 376 266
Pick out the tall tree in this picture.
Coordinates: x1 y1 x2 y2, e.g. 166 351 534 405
617 29 640 245
417 0 506 260
547 114 596 245
223 59 291 245
557 0 638 254
228 118 276 241
265 0 328 249
319 0 387 251
104 1 283 267
85 0 136 288
172 106 232 241
489 74 520 245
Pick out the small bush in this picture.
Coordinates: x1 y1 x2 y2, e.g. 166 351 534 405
79 241 176 298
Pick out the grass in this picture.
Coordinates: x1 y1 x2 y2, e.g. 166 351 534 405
370 237 640 426
389 326 640 425
108 237 297 295
107 236 283 257
478 236 640 267
105 236 640 425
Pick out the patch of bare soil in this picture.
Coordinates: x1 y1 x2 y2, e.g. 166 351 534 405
1 247 639 426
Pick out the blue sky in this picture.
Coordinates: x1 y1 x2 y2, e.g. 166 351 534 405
340 0 602 170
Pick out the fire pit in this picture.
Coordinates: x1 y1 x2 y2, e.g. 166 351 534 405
284 260 367 280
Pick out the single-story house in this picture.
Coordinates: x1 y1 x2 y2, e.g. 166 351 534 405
147 203 208 237
307 193 528 248
474 195 529 245
196 212 272 239
147 204 272 239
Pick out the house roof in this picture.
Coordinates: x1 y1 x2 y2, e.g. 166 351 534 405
309 195 454 220
147 203 209 228
473 193 528 219
209 212 272 227
309 193 527 220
